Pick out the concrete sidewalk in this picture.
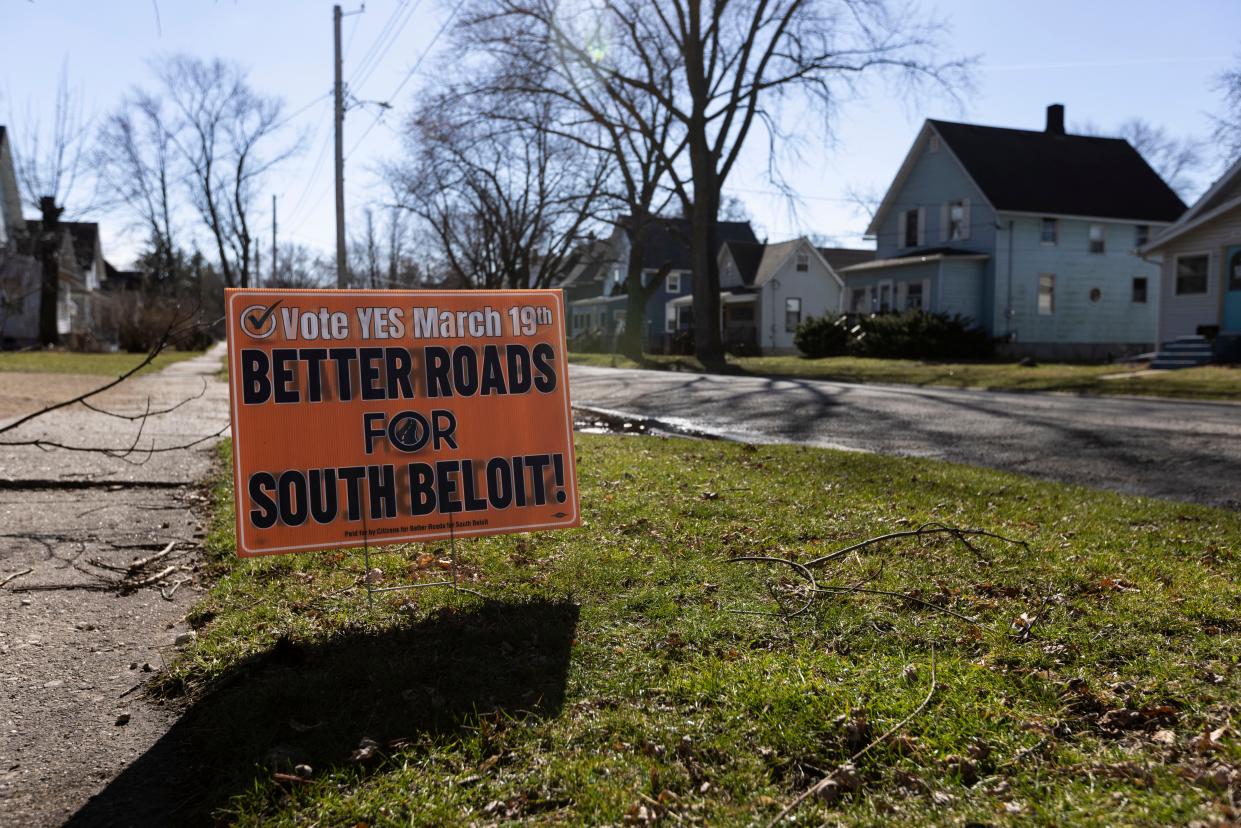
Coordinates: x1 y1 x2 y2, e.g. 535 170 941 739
0 345 230 827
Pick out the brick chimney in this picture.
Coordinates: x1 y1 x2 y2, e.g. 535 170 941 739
1046 103 1065 136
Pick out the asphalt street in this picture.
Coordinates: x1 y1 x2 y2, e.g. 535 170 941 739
569 364 1241 509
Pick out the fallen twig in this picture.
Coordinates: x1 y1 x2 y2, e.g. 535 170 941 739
129 541 177 572
0 568 33 588
123 565 178 591
804 523 1028 569
160 576 192 601
726 556 818 618
767 647 939 826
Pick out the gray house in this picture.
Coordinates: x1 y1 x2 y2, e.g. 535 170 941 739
1140 154 1241 363
842 105 1187 359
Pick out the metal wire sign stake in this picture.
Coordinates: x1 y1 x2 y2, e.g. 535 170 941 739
223 288 581 593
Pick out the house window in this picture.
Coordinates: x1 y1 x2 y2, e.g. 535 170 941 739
879 283 892 313
665 272 681 293
1038 274 1055 315
1041 218 1058 245
947 199 969 240
851 288 867 313
1132 277 1147 304
903 209 919 248
906 281 923 310
1175 254 1209 295
785 297 802 331
1135 225 1150 247
795 252 809 272
665 304 677 333
1088 223 1106 254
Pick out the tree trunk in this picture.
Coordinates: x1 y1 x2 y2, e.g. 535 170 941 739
620 254 672 361
688 146 723 366
36 196 63 347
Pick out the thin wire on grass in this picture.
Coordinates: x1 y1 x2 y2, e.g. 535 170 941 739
767 646 939 826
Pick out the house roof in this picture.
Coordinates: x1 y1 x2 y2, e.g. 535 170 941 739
721 240 765 285
1140 154 1241 255
927 119 1187 223
817 247 875 272
556 238 615 289
63 222 100 271
620 215 758 270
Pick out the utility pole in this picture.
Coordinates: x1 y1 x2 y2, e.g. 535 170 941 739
272 194 278 287
334 4 347 288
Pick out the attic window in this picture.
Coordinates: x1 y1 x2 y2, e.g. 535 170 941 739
795 252 809 272
1041 218 1058 245
1135 225 1150 247
666 272 682 293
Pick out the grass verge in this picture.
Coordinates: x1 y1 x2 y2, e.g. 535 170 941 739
568 352 1241 402
158 436 1240 825
0 349 199 376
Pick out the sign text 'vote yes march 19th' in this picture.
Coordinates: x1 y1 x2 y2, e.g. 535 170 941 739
225 289 580 557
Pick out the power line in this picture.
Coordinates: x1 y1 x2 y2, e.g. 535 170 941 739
352 0 423 94
346 0 462 160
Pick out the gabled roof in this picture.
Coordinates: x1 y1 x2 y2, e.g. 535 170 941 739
721 240 764 285
1141 154 1241 255
619 215 758 270
556 238 616 289
868 115 1187 234
63 222 100 271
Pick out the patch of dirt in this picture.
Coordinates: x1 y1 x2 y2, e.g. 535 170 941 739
0 373 112 419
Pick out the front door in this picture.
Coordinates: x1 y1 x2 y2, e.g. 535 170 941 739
1226 246 1241 331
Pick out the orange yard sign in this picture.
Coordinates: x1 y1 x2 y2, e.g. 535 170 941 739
225 288 580 557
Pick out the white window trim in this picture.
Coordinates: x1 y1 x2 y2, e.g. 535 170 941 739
1088 222 1106 255
795 251 809 272
1038 273 1056 316
665 271 682 293
784 296 802 332
1173 250 1212 296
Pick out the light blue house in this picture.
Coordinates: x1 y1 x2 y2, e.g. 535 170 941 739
841 105 1187 359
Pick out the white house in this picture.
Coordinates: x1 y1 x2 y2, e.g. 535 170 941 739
666 237 868 354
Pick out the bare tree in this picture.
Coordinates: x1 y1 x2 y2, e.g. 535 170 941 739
1214 63 1241 167
474 0 968 365
95 93 179 281
270 242 332 289
454 4 686 356
391 92 605 290
154 55 299 289
10 66 93 345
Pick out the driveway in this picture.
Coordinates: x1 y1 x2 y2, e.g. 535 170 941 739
569 364 1241 509
0 345 230 827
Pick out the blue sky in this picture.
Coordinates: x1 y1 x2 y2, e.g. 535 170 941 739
2 0 1238 267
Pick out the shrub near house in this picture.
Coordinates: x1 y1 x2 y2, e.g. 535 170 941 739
795 310 994 360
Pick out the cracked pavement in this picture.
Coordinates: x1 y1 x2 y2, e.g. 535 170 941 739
0 345 229 827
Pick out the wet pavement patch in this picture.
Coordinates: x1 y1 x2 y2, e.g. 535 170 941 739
572 406 722 441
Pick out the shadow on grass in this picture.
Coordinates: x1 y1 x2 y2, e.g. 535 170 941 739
68 597 580 827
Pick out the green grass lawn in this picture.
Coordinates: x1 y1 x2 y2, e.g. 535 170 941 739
568 352 1241 402
159 437 1241 826
0 349 199 376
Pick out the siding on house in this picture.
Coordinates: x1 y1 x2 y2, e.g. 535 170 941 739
874 128 996 260
756 241 844 353
1153 205 1241 340
995 213 1161 346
